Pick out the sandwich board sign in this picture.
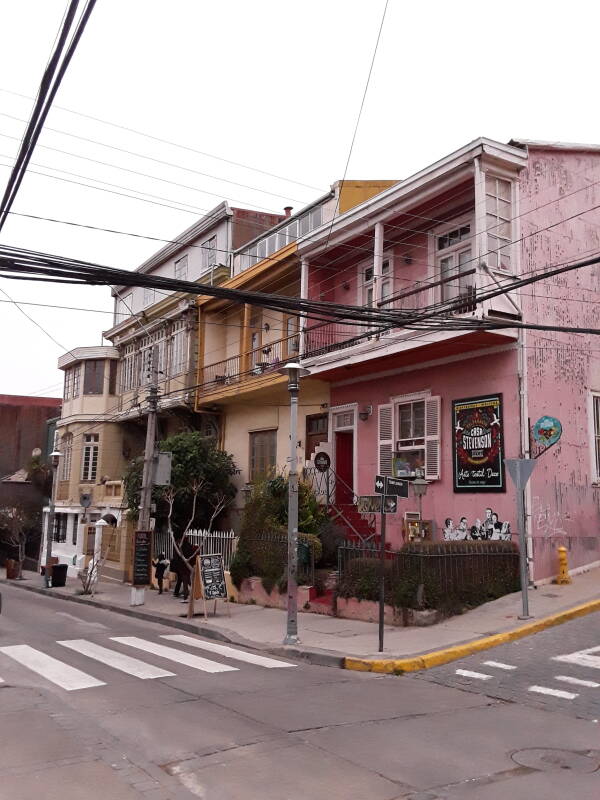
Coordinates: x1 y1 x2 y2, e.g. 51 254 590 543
192 553 230 619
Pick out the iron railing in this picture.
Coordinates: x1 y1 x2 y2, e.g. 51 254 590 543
303 466 377 542
153 529 238 570
244 533 315 586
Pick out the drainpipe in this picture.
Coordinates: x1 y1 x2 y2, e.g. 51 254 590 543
517 325 534 583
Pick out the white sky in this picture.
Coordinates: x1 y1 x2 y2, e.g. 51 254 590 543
0 0 597 397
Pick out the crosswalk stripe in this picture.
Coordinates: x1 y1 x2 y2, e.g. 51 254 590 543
0 644 105 691
483 661 517 671
555 675 600 688
110 637 238 674
57 639 176 679
160 635 296 669
455 669 492 680
528 685 578 700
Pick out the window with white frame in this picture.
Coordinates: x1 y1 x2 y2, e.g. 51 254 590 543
169 319 188 376
121 343 137 392
81 434 99 482
64 369 73 400
201 236 217 270
592 393 600 481
61 433 73 481
143 286 155 307
363 264 375 308
381 258 392 303
485 175 512 270
174 254 188 281
116 292 132 322
72 365 81 397
378 395 441 479
436 222 475 305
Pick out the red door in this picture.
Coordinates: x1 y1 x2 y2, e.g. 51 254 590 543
335 431 354 505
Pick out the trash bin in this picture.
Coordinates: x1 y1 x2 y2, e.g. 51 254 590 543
51 563 68 587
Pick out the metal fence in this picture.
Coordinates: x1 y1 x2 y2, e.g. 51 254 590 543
153 529 238 570
337 540 520 604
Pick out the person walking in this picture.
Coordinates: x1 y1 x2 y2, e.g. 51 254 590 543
171 538 184 598
152 553 170 595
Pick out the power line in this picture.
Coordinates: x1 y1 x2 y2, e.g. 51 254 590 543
0 86 325 192
0 0 97 233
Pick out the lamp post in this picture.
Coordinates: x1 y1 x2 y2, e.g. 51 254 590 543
44 448 61 588
412 477 428 539
278 361 310 645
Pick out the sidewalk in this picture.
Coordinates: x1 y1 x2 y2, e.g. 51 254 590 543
3 568 599 668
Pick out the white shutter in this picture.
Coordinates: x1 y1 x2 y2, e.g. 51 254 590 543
378 404 394 476
424 395 441 480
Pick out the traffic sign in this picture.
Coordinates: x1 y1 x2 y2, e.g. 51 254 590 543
385 476 409 498
505 458 537 490
374 475 385 493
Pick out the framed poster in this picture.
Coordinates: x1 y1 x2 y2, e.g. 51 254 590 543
453 394 505 492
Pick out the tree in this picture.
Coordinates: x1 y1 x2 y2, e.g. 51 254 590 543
0 504 40 579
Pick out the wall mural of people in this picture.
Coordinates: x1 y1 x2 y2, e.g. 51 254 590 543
443 508 511 541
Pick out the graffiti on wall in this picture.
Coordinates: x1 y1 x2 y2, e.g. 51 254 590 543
531 495 568 538
442 507 512 541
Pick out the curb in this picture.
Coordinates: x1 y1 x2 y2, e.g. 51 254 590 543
344 597 600 674
0 579 345 669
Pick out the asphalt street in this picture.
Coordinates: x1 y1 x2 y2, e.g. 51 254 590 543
413 611 600 721
1 583 599 800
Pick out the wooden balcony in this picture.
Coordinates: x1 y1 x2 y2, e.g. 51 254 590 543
198 332 300 399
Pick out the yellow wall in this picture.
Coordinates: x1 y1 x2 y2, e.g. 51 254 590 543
338 180 398 215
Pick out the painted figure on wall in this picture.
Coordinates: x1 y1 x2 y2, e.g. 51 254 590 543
443 508 511 541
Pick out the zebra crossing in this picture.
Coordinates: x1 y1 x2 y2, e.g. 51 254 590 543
0 634 295 691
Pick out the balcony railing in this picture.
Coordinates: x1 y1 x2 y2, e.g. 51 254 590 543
199 332 300 393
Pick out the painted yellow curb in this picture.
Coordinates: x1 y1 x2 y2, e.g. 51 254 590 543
344 597 600 674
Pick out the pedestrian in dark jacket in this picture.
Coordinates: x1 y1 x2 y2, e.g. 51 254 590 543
152 553 169 595
170 541 183 597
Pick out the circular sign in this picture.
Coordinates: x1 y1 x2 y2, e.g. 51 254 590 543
314 452 331 472
532 416 562 448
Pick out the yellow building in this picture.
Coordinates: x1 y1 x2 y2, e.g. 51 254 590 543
195 181 396 524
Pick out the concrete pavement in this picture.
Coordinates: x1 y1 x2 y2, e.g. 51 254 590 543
2 583 600 799
3 565 600 664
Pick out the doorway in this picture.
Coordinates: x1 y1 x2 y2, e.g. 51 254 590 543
335 430 354 505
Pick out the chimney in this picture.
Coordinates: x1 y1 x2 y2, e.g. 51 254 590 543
284 206 293 217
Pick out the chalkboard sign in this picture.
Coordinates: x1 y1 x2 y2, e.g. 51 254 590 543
199 554 227 600
133 530 151 587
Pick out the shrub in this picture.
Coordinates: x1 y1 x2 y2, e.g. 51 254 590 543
318 521 347 568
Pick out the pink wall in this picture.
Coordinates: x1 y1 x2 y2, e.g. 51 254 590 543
331 349 521 550
518 147 600 577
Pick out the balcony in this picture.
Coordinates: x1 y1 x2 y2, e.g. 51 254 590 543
198 332 301 398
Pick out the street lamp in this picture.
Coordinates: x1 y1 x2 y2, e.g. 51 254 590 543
44 447 61 588
412 477 428 539
277 361 310 645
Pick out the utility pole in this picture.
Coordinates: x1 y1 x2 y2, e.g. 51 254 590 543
43 444 61 588
132 345 159 606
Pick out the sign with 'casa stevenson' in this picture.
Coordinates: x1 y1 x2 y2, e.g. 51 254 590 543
452 394 505 493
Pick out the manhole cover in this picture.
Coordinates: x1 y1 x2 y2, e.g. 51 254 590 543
512 748 600 773
542 592 560 598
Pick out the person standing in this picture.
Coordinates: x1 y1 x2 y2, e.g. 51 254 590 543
152 553 170 595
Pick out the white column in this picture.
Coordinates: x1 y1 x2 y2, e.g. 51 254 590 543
299 257 309 356
92 519 108 586
374 222 384 302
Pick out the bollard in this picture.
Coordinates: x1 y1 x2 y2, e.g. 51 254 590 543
556 545 572 585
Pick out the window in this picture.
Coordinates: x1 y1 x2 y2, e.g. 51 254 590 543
71 514 78 546
593 394 600 481
363 265 375 308
83 360 104 395
381 259 392 302
61 433 73 481
121 344 137 392
64 368 72 400
299 214 310 236
174 255 188 281
378 395 441 479
202 236 217 270
72 365 81 397
249 430 277 481
169 319 188 375
485 175 512 270
283 315 300 357
143 287 155 307
108 360 117 394
436 222 476 310
81 434 99 482
310 206 322 229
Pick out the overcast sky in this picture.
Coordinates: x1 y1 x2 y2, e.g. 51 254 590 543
0 0 597 397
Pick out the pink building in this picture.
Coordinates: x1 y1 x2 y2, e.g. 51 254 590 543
298 137 600 582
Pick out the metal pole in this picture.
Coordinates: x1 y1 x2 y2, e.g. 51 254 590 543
517 486 531 619
43 461 58 588
134 345 159 606
378 503 387 652
284 373 300 645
